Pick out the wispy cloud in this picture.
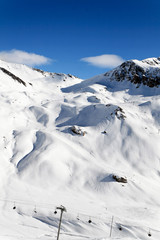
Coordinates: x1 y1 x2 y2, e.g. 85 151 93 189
81 54 124 68
0 49 51 66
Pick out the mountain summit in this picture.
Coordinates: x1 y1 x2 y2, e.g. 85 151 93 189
105 57 160 88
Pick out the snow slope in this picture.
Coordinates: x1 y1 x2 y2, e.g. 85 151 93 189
0 58 160 239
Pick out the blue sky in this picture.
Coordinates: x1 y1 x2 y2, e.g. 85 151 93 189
0 0 160 79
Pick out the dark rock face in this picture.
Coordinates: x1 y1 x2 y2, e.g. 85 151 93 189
114 107 126 120
71 126 86 136
104 58 160 88
0 67 26 86
32 67 45 75
112 175 127 183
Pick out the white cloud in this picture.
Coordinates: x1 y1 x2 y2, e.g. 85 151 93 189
0 49 51 66
81 54 124 68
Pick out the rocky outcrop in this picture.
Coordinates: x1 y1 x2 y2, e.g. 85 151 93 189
71 126 86 136
32 67 45 75
104 58 160 88
0 67 26 86
112 175 127 183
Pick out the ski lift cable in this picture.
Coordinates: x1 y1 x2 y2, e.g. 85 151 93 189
0 197 114 222
0 198 57 210
0 197 151 221
0 197 158 231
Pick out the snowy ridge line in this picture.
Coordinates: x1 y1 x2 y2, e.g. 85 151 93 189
0 197 158 231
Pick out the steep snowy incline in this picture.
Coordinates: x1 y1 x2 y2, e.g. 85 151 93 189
0 59 160 240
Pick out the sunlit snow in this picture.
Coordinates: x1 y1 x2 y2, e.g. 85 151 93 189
0 58 160 239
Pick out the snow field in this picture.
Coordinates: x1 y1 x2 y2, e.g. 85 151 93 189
0 59 160 239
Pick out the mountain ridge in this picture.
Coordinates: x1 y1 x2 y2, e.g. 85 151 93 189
1 56 160 90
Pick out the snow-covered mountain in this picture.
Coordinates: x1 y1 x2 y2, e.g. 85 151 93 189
105 57 160 88
0 57 160 240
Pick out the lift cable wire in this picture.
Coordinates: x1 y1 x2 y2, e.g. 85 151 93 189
0 197 158 234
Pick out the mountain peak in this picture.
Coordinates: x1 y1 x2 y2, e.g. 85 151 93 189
105 57 160 88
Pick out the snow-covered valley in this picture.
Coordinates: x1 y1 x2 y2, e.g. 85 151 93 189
0 58 160 239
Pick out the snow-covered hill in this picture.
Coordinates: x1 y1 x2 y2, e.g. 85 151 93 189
0 58 160 240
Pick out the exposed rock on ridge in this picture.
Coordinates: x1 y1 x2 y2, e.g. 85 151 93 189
104 57 160 88
0 67 26 86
